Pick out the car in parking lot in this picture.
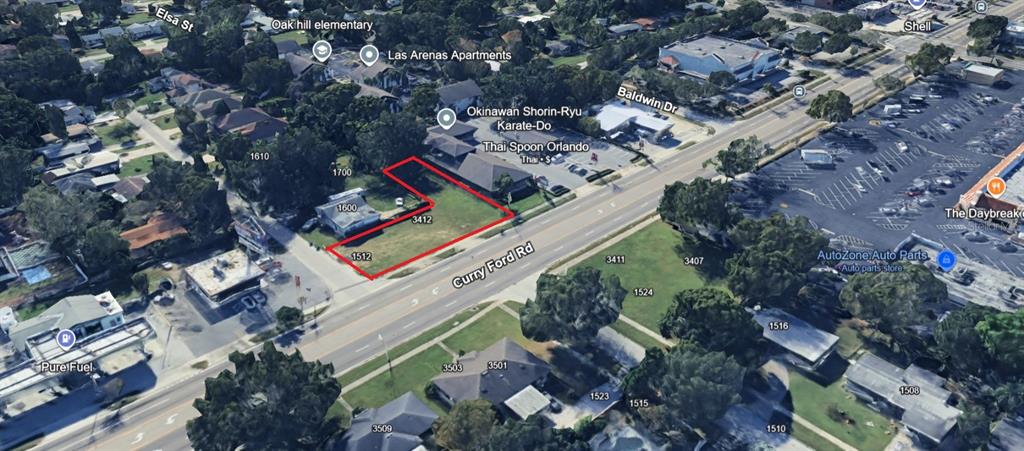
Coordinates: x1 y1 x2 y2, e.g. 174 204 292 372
896 141 909 152
567 164 588 177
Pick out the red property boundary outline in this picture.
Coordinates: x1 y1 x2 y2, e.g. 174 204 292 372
325 156 514 280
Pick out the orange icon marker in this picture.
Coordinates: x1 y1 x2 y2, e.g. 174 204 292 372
988 177 1007 198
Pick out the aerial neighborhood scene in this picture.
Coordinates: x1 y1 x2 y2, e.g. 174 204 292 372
3 0 1024 450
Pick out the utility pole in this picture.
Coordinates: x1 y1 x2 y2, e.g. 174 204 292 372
379 333 393 377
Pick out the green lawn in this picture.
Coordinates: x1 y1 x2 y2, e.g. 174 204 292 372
154 114 178 130
442 308 527 355
610 321 668 350
551 54 588 67
508 190 551 213
572 221 727 332
271 30 309 45
342 344 452 414
94 121 140 145
835 323 864 359
301 228 338 249
59 4 79 12
790 422 845 451
339 171 506 274
121 153 169 175
337 303 490 387
134 91 165 108
787 371 896 451
120 13 153 26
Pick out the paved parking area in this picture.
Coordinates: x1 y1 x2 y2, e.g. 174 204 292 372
467 117 635 190
752 72 1024 307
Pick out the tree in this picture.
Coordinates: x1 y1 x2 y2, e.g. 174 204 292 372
623 347 666 400
0 143 35 207
482 415 589 451
822 33 853 54
0 88 47 145
146 158 231 242
494 173 514 202
906 43 954 76
967 15 1009 55
934 305 994 379
43 105 67 139
79 0 121 23
630 345 744 431
976 309 1024 376
792 31 821 54
874 74 904 93
660 289 762 365
536 0 555 12
406 84 439 119
956 405 992 450
20 185 97 251
723 0 769 32
246 128 342 212
65 21 82 49
751 17 787 37
708 71 737 89
132 272 150 297
807 90 853 123
14 3 59 37
355 112 426 171
433 400 496 451
659 178 738 237
241 58 292 98
703 136 764 178
79 222 133 277
186 342 343 450
276 306 303 332
841 265 944 337
726 215 828 305
520 267 626 344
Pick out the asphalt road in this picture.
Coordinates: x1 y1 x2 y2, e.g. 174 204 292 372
35 4 1024 450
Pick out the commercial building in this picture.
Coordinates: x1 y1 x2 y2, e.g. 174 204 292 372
752 308 839 370
845 353 961 446
594 102 673 140
854 1 892 20
8 292 125 356
183 249 264 305
658 36 781 82
956 142 1024 233
315 188 381 238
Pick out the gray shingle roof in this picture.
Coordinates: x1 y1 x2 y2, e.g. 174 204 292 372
425 133 475 159
275 40 301 55
753 308 838 365
339 392 438 451
437 80 482 105
991 418 1024 451
431 338 549 406
454 153 532 193
9 295 110 352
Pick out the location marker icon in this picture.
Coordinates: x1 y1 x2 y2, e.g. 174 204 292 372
436 108 457 130
359 44 379 66
312 40 332 63
936 249 957 272
988 176 1007 198
908 0 927 10
56 329 76 351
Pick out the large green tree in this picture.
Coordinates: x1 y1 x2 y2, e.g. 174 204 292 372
726 215 828 305
976 309 1024 376
0 143 35 207
355 112 426 171
433 400 497 451
241 58 292 99
245 128 342 212
807 90 853 123
146 158 231 242
659 288 762 365
187 342 343 450
906 43 954 76
967 15 1009 56
841 265 944 339
658 178 738 236
482 415 589 451
934 304 995 379
521 267 626 344
703 136 765 178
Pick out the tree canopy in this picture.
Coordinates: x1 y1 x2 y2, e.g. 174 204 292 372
726 215 828 305
659 288 762 365
187 342 343 450
807 90 853 123
521 267 626 344
703 136 765 178
481 415 590 451
840 265 944 335
433 399 497 451
658 178 738 236
976 309 1024 377
906 43 954 76
967 15 1009 55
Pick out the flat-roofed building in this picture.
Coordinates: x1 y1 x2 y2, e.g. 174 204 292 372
658 36 780 82
753 307 838 370
183 249 264 306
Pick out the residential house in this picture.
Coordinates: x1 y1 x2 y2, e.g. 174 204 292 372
183 249 264 306
42 151 121 184
314 188 381 238
25 0 72 6
253 15 281 35
8 292 125 356
81 59 105 76
119 213 188 258
437 79 483 114
110 175 149 203
633 17 659 31
349 62 408 91
81 33 105 48
658 36 781 82
686 2 718 14
52 34 71 50
99 26 126 41
608 23 643 37
594 102 673 140
126 20 165 40
210 108 288 142
284 53 326 81
40 99 95 126
40 123 92 145
335 392 438 451
166 73 207 97
544 40 576 57
120 2 137 14
35 138 103 165
990 418 1024 451
356 83 402 113
752 308 839 370
275 39 302 58
431 338 551 416
845 353 961 446
170 89 242 120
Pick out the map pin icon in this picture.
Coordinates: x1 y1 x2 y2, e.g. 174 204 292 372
312 40 332 63
56 329 77 351
360 44 379 66
907 0 927 10
437 108 457 130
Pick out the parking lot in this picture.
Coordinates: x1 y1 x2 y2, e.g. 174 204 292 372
751 72 1024 308
468 117 636 190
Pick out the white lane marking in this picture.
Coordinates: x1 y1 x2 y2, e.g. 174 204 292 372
166 413 179 425
402 321 416 330
411 298 419 306
555 245 565 252
485 281 496 288
399 284 411 292
597 209 604 214
585 230 596 237
132 433 145 445
540 218 552 225
357 303 370 311
571 205 581 211
610 202 616 208
445 300 457 308
356 344 370 353
431 287 440 295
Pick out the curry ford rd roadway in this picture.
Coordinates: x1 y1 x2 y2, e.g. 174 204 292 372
37 4 1024 449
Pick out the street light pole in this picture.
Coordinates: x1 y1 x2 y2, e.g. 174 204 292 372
379 333 393 377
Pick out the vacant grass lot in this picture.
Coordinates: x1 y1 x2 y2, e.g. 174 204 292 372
572 221 728 332
121 153 169 175
154 114 178 130
271 30 308 45
338 169 506 275
788 371 896 451
341 344 452 414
